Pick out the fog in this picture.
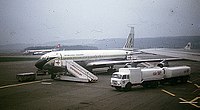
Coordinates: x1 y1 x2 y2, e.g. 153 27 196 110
0 0 200 45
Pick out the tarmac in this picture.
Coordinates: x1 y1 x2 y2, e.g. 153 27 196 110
0 53 199 110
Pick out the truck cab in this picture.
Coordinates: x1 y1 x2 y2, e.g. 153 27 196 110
111 72 130 89
111 68 143 90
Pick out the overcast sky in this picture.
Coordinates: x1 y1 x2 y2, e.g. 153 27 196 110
0 0 200 45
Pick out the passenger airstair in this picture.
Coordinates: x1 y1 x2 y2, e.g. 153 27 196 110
54 60 98 82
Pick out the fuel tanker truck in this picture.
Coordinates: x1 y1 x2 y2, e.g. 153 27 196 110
111 66 190 91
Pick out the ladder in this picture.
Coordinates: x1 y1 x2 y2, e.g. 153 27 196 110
54 60 98 82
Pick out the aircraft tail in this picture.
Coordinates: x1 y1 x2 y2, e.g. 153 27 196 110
184 42 191 50
52 44 61 51
56 44 61 48
123 27 134 50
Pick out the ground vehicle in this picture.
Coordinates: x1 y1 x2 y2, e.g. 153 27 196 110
111 66 190 91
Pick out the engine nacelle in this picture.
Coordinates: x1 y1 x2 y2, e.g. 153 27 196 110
157 60 169 68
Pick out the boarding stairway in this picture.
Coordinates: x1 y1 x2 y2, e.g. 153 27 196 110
54 60 98 82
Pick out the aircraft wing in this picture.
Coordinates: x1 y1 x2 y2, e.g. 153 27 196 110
141 48 200 62
86 60 132 67
86 57 183 67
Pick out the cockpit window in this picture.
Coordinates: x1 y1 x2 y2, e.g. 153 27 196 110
41 56 56 61
41 56 47 60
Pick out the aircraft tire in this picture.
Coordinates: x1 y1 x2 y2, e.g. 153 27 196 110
51 73 56 79
107 68 116 74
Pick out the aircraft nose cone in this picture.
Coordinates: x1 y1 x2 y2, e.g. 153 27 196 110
35 59 48 70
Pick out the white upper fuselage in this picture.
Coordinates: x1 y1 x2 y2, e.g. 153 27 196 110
40 49 132 61
24 49 57 53
35 28 135 70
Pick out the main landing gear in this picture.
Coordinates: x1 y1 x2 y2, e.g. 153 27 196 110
107 65 117 74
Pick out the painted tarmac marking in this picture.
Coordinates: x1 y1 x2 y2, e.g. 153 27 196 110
179 97 200 108
41 82 52 85
0 80 48 89
194 84 200 88
187 80 192 84
192 78 200 82
161 89 176 97
193 84 200 93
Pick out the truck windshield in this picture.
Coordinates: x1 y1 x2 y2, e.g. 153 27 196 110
122 75 129 79
122 75 126 79
112 74 122 79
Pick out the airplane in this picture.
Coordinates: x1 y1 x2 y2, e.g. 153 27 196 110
35 27 188 79
35 27 139 78
23 44 61 55
184 42 191 50
141 42 200 62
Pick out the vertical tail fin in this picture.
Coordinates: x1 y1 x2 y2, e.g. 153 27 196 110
123 27 134 50
184 42 191 50
53 44 61 51
56 44 61 48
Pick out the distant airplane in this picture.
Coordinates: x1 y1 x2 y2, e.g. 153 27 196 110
23 44 61 55
141 42 200 62
184 42 191 50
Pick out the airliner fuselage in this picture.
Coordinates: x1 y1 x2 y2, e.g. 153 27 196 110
35 49 133 70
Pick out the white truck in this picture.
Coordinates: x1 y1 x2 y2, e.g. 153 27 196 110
111 66 190 91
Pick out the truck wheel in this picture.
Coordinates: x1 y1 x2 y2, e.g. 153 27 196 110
169 78 177 85
115 87 121 91
160 80 165 85
124 83 132 91
181 76 189 83
142 82 149 88
151 81 158 88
